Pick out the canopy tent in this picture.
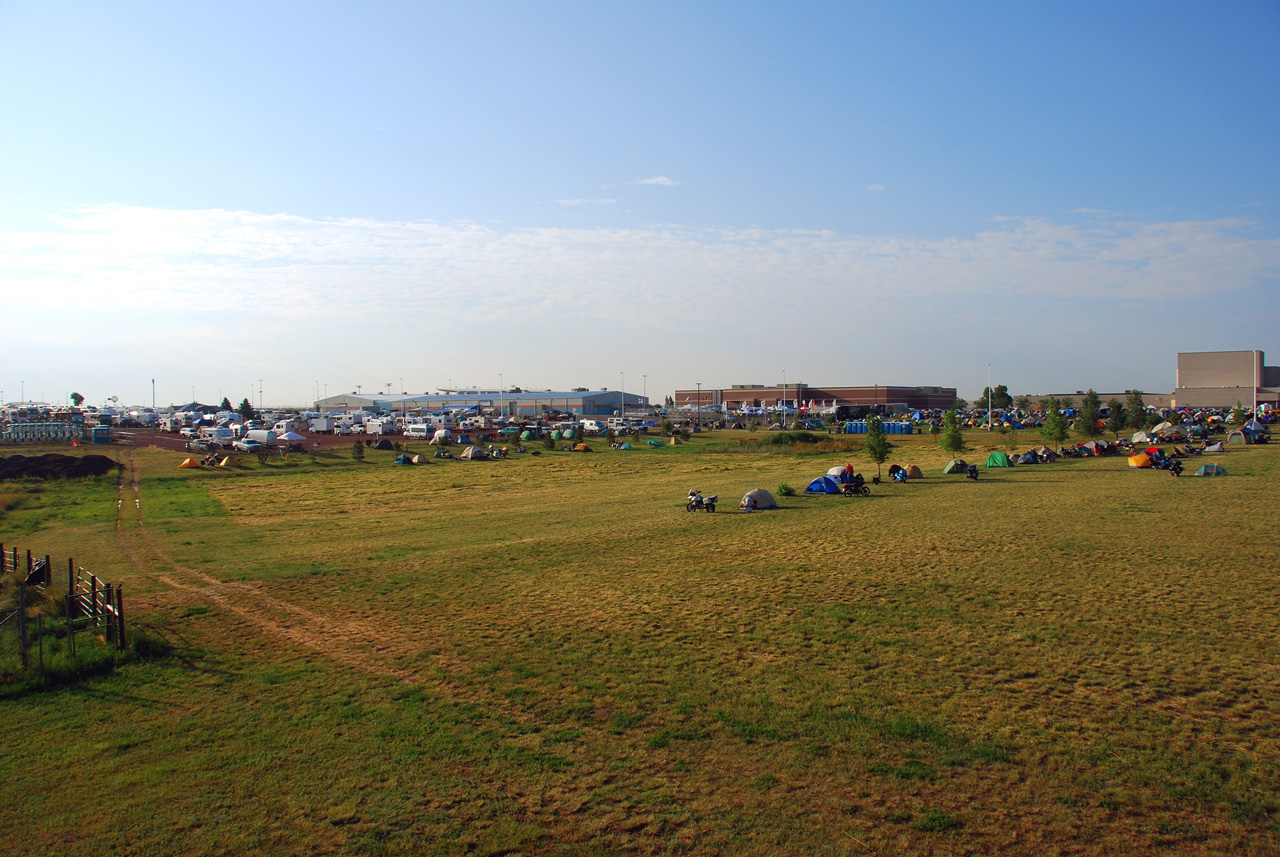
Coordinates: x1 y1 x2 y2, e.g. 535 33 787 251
804 475 843 494
985 452 1012 467
942 459 967 474
1196 462 1227 476
1128 453 1153 468
740 488 777 510
279 431 307 441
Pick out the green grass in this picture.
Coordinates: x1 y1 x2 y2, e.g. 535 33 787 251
0 434 1278 855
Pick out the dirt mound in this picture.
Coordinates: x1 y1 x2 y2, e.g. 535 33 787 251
0 454 122 481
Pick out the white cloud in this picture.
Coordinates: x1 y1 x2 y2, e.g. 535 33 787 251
866 184 886 192
556 198 617 207
637 176 678 186
3 205 1276 404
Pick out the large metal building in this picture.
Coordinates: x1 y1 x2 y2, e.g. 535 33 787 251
315 389 648 418
673 382 957 412
1173 350 1280 408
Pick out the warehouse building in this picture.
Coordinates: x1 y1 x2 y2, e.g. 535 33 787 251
315 389 648 418
674 383 957 411
1172 350 1280 408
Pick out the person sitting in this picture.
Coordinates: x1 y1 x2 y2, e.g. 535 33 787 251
740 495 758 512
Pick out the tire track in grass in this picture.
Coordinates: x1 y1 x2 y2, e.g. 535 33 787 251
114 451 493 705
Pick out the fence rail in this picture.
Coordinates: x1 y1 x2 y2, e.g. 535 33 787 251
0 541 125 680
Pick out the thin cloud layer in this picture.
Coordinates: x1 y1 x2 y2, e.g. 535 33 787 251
6 207 1277 326
637 176 679 186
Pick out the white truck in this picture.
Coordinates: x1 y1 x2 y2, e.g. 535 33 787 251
309 417 337 434
244 429 278 447
364 417 397 435
581 419 607 435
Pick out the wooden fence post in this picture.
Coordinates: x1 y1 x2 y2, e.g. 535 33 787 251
67 558 74 615
17 584 27 669
115 586 125 649
103 584 113 645
90 575 99 630
44 555 51 586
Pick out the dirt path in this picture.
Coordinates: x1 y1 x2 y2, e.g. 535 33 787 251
113 451 490 703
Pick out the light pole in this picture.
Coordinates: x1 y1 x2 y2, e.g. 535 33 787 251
781 370 786 418
987 363 992 431
696 382 701 431
642 374 647 408
259 379 263 411
620 371 624 417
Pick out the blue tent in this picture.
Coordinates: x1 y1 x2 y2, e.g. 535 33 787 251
805 475 843 494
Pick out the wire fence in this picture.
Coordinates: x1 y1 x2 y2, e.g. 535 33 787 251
0 542 126 681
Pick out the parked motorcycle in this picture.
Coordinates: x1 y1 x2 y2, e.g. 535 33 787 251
966 465 980 481
1169 459 1184 477
841 476 870 497
686 490 717 512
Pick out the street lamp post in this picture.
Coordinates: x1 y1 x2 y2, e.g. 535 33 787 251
620 371 624 418
696 382 701 431
987 363 992 431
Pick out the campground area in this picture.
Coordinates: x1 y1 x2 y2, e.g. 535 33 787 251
3 429 1280 856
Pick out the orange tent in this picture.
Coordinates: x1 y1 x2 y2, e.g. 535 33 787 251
178 458 202 469
1127 453 1153 469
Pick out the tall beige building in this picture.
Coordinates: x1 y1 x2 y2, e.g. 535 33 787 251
1173 351 1280 408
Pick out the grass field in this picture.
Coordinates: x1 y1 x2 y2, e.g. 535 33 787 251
2 431 1279 856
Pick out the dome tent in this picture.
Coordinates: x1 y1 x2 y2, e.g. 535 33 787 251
804 475 843 494
740 488 777 510
1196 462 1226 476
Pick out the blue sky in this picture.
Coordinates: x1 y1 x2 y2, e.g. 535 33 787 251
2 1 1277 407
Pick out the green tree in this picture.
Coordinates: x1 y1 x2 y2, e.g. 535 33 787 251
1106 399 1127 439
864 414 893 478
939 409 966 455
1125 390 1147 431
1039 395 1069 446
1014 395 1031 412
220 397 233 411
69 392 85 407
1059 396 1075 412
351 440 365 460
1231 401 1247 425
1076 389 1103 439
978 385 1013 410
663 395 674 409
953 396 967 410
237 397 256 422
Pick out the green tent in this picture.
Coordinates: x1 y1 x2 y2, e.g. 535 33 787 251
985 451 1012 467
549 430 561 440
646 439 666 447
942 459 967 474
618 442 632 450
1227 430 1248 445
520 431 534 441
1196 462 1226 476
562 428 576 440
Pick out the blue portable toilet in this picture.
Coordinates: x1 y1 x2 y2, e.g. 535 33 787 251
92 425 111 444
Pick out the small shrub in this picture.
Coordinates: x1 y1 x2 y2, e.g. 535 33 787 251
351 441 365 460
747 421 758 433
542 434 556 450
910 809 960 832
777 482 795 497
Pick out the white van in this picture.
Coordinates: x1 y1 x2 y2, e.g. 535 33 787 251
404 424 432 440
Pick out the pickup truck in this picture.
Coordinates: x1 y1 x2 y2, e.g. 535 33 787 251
233 439 263 453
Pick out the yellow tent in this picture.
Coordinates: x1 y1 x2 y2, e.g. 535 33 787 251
178 458 201 468
1127 453 1153 469
573 443 593 452
411 454 424 464
218 456 234 467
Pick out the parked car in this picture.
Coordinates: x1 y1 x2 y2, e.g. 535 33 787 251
233 439 263 453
